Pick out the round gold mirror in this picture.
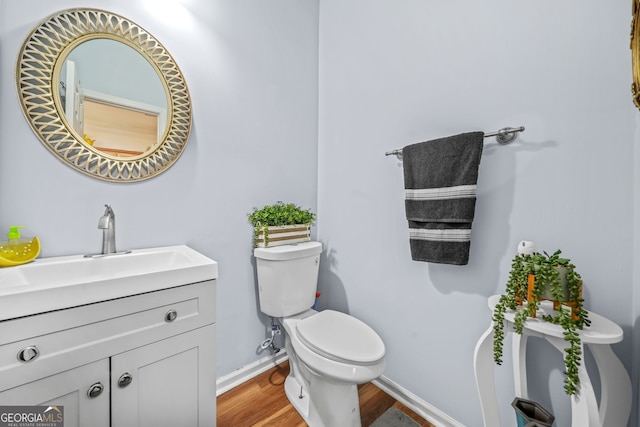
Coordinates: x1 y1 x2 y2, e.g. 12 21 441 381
16 8 192 182
632 0 640 108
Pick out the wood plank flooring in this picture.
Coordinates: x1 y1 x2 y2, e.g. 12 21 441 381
217 360 435 427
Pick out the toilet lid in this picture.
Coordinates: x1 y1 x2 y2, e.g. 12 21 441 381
295 310 385 364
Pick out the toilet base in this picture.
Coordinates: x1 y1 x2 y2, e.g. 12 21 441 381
284 374 310 421
280 312 385 427
284 370 362 427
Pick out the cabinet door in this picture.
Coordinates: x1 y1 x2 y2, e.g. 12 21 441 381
0 359 110 427
111 324 216 427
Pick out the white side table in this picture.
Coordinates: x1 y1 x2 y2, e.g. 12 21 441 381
473 295 631 427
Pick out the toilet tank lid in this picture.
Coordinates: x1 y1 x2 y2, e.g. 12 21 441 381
254 241 322 261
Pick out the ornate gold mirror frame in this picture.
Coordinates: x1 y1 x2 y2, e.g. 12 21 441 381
16 8 192 182
632 0 640 108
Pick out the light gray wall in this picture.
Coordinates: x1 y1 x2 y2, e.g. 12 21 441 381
633 113 640 424
0 0 319 382
317 1 636 426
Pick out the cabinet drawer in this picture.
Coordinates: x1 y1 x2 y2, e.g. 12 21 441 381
0 280 215 390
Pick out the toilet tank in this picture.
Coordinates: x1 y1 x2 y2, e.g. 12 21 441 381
254 241 322 317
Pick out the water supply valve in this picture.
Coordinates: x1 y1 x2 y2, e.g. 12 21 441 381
260 318 281 353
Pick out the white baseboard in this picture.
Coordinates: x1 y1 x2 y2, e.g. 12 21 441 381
216 351 289 396
372 375 465 427
216 350 463 427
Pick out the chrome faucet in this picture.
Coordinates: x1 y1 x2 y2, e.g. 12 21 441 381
98 204 117 255
84 204 130 258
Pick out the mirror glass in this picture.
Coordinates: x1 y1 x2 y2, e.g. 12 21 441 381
16 9 192 182
58 39 168 158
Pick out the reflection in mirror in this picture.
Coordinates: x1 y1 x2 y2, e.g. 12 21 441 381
58 39 168 157
16 8 191 182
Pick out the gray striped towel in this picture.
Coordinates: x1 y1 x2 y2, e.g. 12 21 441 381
402 131 484 265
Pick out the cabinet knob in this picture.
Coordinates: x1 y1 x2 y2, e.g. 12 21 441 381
165 309 178 322
118 372 133 388
17 346 39 362
87 382 104 398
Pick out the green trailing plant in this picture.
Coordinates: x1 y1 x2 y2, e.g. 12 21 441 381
492 249 590 395
248 201 316 247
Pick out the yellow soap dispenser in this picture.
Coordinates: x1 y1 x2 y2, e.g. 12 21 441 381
0 226 41 267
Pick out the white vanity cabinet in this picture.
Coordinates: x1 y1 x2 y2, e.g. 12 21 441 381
0 359 110 427
0 279 216 427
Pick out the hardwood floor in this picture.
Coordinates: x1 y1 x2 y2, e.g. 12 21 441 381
217 360 435 427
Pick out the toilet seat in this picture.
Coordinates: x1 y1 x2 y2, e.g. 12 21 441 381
295 310 385 365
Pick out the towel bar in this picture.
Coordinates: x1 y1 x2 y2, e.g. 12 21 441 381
385 126 525 160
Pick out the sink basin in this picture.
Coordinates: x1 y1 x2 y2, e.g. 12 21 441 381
0 245 218 321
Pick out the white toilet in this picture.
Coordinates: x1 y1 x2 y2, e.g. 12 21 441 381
254 241 386 427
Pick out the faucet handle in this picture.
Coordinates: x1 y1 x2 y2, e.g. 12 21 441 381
98 204 114 229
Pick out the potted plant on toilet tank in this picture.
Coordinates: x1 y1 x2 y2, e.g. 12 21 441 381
492 241 590 395
248 201 316 248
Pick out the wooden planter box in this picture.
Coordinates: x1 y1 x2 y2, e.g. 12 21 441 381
254 224 311 248
522 272 583 321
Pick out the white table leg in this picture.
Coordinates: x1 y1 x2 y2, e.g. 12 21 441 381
588 344 631 427
512 333 528 399
473 322 500 427
546 336 599 427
